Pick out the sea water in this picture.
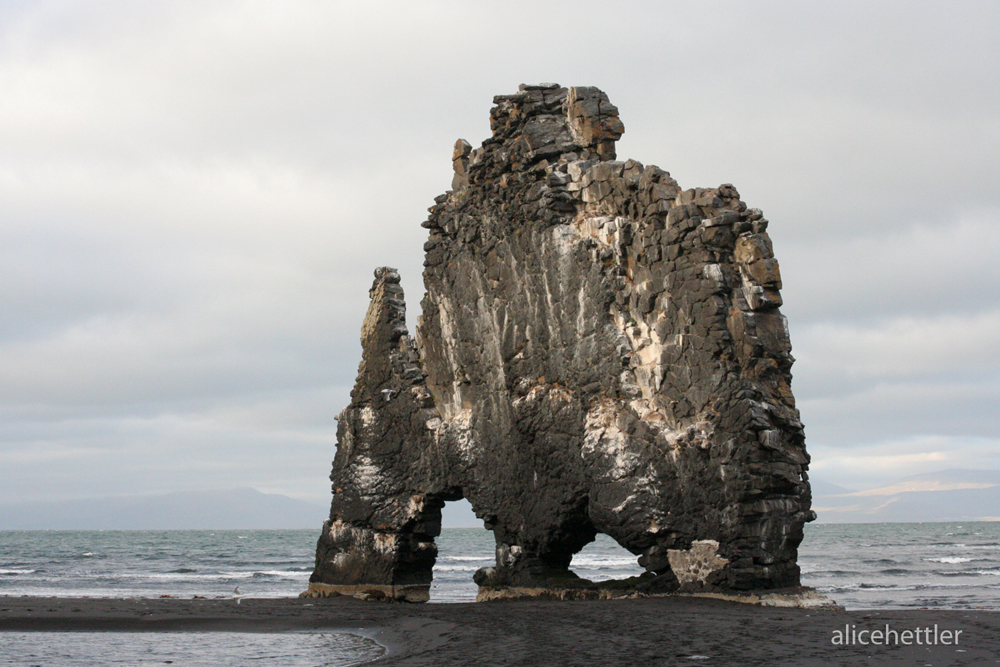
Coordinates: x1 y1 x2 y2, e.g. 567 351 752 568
0 530 316 599
1 523 999 608
1 631 384 666
801 522 1000 609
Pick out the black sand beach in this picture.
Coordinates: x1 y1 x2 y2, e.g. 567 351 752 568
2 596 997 666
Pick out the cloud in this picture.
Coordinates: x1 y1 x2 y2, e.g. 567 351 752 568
0 385 347 504
801 309 1000 380
801 378 1000 443
0 0 998 505
780 213 1000 324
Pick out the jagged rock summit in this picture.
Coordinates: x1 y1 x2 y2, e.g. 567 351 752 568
306 84 815 603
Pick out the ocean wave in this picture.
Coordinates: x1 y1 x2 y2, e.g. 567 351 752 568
801 569 864 577
108 571 306 581
974 569 1000 576
222 570 311 579
924 557 975 564
118 573 232 581
0 569 35 575
818 584 909 594
572 558 639 568
829 581 992 594
913 582 988 591
218 571 264 580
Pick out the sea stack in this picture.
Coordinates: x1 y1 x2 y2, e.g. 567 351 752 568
305 84 815 602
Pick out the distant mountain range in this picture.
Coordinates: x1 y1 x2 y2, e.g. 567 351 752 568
0 487 482 530
5 470 996 529
0 488 328 530
811 469 1000 523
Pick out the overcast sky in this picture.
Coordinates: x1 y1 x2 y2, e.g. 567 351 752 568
1 0 998 508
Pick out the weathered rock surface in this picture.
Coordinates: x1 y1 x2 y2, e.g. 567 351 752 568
306 84 815 602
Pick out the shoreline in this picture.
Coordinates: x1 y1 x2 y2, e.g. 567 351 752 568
2 596 998 666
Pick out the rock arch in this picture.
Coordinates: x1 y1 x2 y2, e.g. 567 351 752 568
305 84 814 602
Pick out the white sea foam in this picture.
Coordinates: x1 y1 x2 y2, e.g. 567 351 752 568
572 557 637 568
217 570 310 579
924 557 974 564
433 565 479 572
112 571 305 581
122 573 227 581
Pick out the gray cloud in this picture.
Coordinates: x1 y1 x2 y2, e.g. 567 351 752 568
2 0 998 504
781 215 1000 323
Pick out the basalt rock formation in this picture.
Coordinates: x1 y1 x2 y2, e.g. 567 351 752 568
306 84 815 603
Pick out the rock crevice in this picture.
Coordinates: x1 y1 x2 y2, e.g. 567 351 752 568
306 84 814 602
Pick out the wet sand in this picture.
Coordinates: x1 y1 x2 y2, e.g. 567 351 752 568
2 595 998 666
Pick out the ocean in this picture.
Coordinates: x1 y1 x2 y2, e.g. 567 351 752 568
802 522 1000 609
2 523 999 608
2 523 998 663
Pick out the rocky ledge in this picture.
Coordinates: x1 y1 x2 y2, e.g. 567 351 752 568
305 84 817 603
